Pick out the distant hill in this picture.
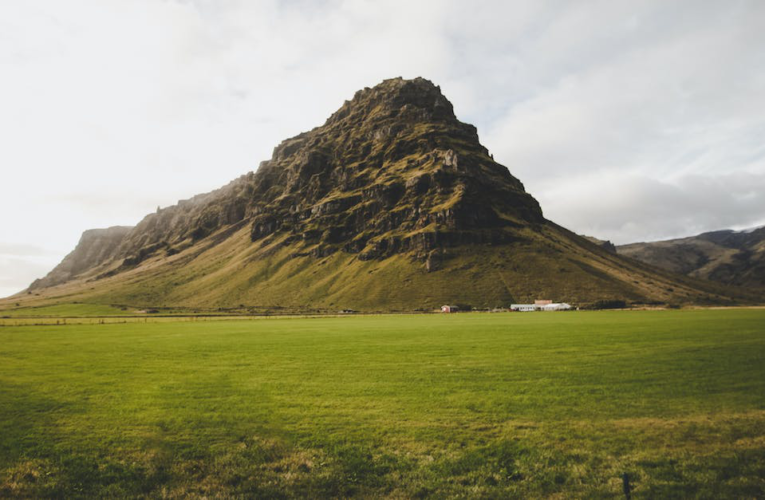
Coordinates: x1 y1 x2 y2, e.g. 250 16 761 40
4 78 754 312
618 227 765 291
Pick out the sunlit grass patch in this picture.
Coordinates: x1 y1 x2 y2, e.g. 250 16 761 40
1 310 763 497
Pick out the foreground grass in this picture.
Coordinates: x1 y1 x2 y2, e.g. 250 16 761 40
1 310 764 498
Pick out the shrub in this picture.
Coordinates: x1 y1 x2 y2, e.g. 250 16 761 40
590 299 627 310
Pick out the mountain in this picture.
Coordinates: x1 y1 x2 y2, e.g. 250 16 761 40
4 78 753 312
618 227 765 290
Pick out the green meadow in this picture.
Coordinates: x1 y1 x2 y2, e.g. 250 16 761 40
1 310 764 498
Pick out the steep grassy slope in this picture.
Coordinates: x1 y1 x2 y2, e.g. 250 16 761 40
6 219 748 313
6 77 757 311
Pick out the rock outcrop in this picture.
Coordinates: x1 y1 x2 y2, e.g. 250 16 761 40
29 226 132 290
581 235 617 254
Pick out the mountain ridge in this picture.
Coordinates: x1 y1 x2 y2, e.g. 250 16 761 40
618 227 765 290
8 77 756 311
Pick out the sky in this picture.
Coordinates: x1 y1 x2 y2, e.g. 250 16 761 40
2 0 765 298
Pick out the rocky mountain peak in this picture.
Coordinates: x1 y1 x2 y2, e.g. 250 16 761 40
30 77 546 288
244 77 543 260
325 77 456 128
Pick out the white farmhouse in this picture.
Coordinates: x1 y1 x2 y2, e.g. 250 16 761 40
510 304 537 312
540 303 572 311
510 302 572 312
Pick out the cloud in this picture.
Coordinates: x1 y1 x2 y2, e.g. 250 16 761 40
541 172 765 244
0 243 58 257
0 242 62 298
474 0 765 242
0 254 60 299
1 0 764 295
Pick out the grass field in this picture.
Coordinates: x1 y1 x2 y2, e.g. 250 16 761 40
1 310 764 498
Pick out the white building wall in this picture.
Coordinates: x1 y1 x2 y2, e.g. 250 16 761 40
541 303 572 311
512 303 572 311
510 304 537 312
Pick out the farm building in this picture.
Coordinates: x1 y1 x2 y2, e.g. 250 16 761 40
540 303 572 311
535 299 553 305
510 303 572 312
510 304 537 312
441 305 459 313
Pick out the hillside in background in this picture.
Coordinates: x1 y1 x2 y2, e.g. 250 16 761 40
2 78 755 313
618 227 765 291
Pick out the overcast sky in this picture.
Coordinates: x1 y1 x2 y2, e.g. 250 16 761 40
2 0 765 298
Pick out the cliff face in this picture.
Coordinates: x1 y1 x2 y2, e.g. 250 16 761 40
29 226 132 290
618 227 765 290
244 77 544 260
